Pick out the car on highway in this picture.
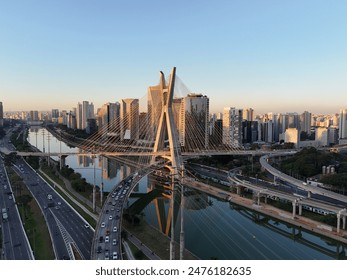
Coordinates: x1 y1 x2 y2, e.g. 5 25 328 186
113 226 117 232
84 224 90 229
112 239 117 246
97 246 102 254
105 236 109 243
101 222 105 228
105 251 109 260
112 252 118 260
109 215 113 220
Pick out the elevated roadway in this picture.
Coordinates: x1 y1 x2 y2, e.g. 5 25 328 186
260 153 347 205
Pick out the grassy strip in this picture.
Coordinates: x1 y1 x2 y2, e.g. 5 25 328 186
38 170 97 228
7 168 55 259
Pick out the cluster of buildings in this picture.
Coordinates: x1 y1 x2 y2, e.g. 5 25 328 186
1 94 347 150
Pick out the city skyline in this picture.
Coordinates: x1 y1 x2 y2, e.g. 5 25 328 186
1 1 347 114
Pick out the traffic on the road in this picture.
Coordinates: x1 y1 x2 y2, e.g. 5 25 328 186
1 126 94 260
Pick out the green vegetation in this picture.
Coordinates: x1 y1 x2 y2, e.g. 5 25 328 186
60 166 94 193
6 167 55 259
38 164 97 227
188 155 267 179
47 123 89 141
278 147 347 191
10 128 31 152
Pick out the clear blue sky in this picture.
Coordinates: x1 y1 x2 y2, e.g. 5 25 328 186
1 0 346 114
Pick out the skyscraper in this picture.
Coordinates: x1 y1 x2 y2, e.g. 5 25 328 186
120 99 139 141
82 101 90 130
97 102 120 134
339 108 347 140
76 101 94 130
76 103 83 129
242 108 254 122
223 107 242 147
300 111 312 135
147 83 163 139
179 94 209 150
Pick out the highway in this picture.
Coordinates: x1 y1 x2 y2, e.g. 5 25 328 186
92 173 142 260
0 133 34 260
187 163 347 220
260 154 347 205
92 169 154 260
1 127 94 259
12 157 94 259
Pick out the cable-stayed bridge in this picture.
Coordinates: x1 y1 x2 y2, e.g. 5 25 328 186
4 67 347 260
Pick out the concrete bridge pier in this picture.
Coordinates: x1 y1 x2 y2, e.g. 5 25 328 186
298 204 302 216
59 155 67 171
337 209 347 233
257 193 260 206
292 200 297 219
337 213 341 233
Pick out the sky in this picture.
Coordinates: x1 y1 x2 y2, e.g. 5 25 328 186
1 0 347 115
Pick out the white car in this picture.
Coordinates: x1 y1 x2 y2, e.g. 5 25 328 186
112 252 118 260
101 222 105 228
113 226 117 232
105 236 109 243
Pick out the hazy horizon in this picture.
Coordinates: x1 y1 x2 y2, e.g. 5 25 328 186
1 1 347 115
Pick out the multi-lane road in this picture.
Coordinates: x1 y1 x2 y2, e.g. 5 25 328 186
1 127 94 259
92 175 136 260
0 155 34 260
12 157 94 259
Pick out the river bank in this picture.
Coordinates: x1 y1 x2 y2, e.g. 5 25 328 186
188 179 347 245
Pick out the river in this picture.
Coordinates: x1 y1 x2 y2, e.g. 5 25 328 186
27 127 347 260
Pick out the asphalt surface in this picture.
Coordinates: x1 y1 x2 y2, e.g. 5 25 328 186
0 131 33 260
1 127 94 260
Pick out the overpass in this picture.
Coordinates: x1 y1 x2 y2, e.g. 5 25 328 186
229 169 347 233
260 153 347 205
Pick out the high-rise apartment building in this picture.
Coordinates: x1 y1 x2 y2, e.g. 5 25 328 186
284 113 299 130
68 109 77 129
243 108 254 122
316 127 328 146
300 111 312 135
76 101 94 130
97 102 120 135
29 111 39 121
242 121 259 144
52 109 59 120
223 107 242 147
120 99 139 141
76 103 83 129
339 108 347 140
82 101 94 130
284 128 299 148
179 94 209 150
260 120 274 143
147 84 163 139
